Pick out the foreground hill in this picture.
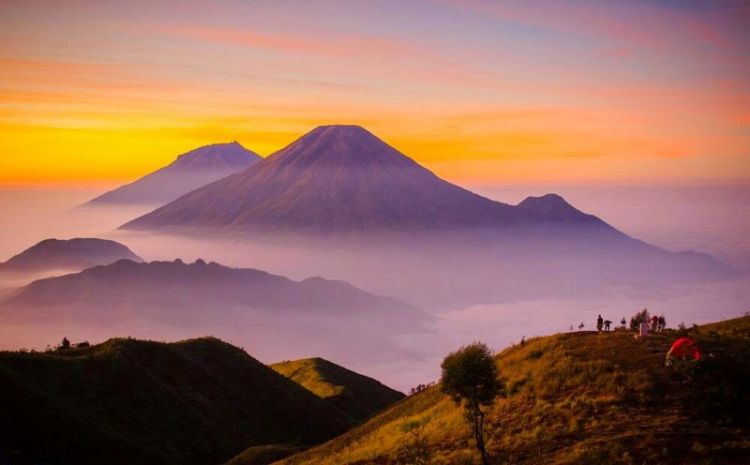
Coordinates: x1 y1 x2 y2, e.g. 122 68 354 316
272 357 405 422
225 358 406 465
277 317 750 465
0 337 351 465
0 238 142 275
86 142 261 206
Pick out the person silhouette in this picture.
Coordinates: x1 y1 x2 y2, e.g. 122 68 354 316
596 314 603 332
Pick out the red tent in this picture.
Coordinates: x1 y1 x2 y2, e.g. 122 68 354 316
666 337 702 363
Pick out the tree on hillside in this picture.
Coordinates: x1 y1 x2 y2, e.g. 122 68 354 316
630 308 649 331
60 337 71 350
441 342 503 465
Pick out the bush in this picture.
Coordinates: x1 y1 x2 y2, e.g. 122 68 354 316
629 309 649 331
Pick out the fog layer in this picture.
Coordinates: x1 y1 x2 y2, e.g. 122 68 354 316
0 185 747 391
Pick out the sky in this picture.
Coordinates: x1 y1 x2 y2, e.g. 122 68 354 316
0 0 748 186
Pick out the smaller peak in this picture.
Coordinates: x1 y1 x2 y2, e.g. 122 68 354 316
518 193 572 209
194 258 207 266
175 141 256 160
525 193 567 203
517 193 604 224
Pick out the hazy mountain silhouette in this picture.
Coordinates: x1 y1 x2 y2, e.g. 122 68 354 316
122 125 600 233
87 142 261 206
116 125 736 308
517 193 606 224
271 357 405 423
1 258 426 329
0 238 142 274
0 337 351 465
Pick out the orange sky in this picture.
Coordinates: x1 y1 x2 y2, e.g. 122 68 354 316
0 0 748 186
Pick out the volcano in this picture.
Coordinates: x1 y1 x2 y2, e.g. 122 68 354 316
121 126 610 234
87 142 261 206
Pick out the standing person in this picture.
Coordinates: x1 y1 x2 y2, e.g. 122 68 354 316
604 320 612 331
596 315 603 332
650 315 659 332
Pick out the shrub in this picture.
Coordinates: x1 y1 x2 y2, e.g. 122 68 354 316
629 309 649 331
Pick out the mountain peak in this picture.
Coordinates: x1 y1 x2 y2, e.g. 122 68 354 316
86 142 261 205
271 124 406 169
312 124 370 134
518 194 601 223
120 125 534 232
0 237 142 273
172 141 259 170
519 193 571 209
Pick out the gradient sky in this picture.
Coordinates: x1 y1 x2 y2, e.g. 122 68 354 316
1 0 748 186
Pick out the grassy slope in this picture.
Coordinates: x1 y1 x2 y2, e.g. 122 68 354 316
277 317 750 465
0 337 351 465
271 357 405 422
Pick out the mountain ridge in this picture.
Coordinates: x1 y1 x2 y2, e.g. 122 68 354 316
0 238 142 274
87 142 261 205
271 356 405 423
1 258 424 324
0 336 352 465
121 125 588 233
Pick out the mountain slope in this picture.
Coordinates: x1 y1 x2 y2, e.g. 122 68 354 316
0 259 428 367
121 125 583 233
0 259 423 326
517 193 607 224
0 238 142 274
271 357 405 422
87 142 261 205
277 318 750 465
0 337 351 465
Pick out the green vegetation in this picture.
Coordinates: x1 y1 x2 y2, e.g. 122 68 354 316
441 342 503 465
278 316 750 465
629 308 649 331
0 337 351 465
271 357 404 422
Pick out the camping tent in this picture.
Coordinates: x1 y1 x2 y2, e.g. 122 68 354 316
665 337 702 366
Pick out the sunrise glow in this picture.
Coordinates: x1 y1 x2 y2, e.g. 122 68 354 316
1 0 748 186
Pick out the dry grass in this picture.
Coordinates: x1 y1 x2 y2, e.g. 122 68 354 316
277 317 750 465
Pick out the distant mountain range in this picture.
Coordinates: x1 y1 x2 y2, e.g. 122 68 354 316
121 125 617 234
0 238 142 275
0 337 353 465
0 258 424 328
87 142 261 206
115 125 736 307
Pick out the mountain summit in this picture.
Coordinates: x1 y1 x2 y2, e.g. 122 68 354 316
517 193 603 223
0 238 142 274
121 125 538 233
87 142 261 206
